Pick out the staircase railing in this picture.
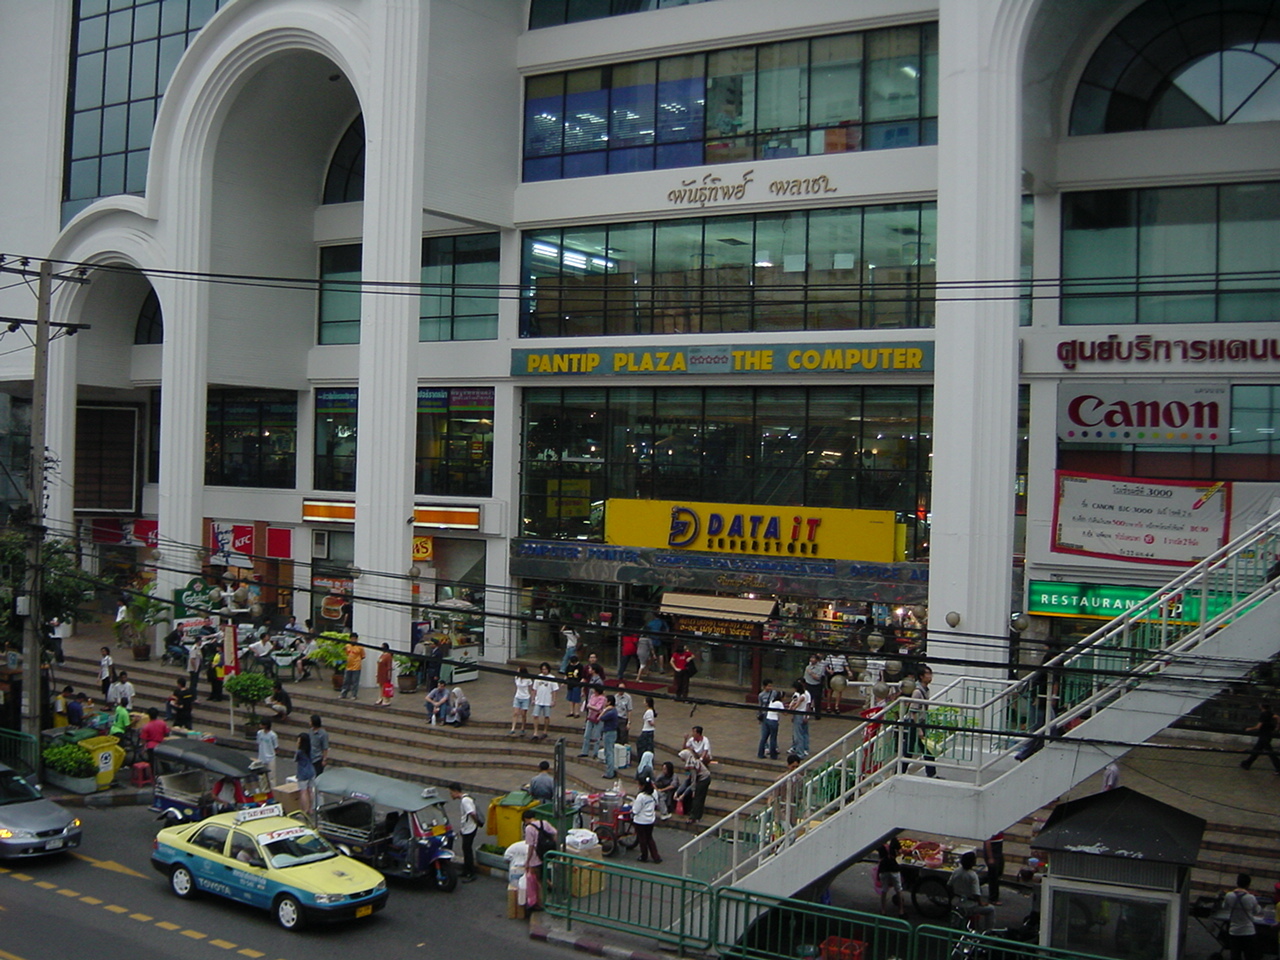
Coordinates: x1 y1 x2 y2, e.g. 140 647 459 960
680 508 1280 887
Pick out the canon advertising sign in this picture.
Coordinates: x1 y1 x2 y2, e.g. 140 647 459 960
1057 382 1230 446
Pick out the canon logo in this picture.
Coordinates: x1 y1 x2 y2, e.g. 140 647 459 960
1066 395 1220 430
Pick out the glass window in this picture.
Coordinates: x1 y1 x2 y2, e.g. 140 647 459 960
865 27 921 122
420 234 499 341
656 55 705 147
318 244 362 345
133 288 163 344
323 115 365 205
1219 181 1280 323
609 61 656 150
810 34 863 154
529 0 721 27
522 203 936 337
206 389 297 488
314 388 357 492
564 69 609 156
416 387 495 497
1137 185 1216 324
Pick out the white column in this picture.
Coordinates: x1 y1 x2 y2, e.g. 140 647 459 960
926 0 1026 679
351 0 426 662
43 317 78 535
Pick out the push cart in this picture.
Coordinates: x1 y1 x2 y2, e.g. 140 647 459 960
1191 894 1278 960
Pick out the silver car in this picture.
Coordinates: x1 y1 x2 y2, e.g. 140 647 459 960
0 763 82 858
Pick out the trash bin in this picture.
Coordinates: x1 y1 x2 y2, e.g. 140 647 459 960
529 801 578 847
78 735 125 789
487 790 537 849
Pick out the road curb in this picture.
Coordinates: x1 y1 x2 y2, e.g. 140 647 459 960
530 920 667 960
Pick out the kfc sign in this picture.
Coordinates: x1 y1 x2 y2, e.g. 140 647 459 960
210 522 255 564
1057 382 1230 446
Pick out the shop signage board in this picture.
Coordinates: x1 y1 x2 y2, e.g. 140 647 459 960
511 340 933 377
1057 382 1229 444
605 498 899 562
1051 471 1231 566
172 577 216 619
1026 579 1232 624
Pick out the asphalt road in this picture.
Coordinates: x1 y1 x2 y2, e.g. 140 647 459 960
0 805 564 960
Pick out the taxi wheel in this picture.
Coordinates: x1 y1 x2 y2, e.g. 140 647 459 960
434 860 458 892
274 894 306 931
169 864 197 899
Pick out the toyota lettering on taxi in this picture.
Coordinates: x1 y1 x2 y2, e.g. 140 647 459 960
151 804 388 930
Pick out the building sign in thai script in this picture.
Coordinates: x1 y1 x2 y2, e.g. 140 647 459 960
664 169 845 208
512 341 933 377
1051 471 1231 566
1057 382 1230 445
1026 580 1224 624
1056 335 1280 370
604 498 899 562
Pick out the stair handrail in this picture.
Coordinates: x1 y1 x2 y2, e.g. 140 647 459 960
680 507 1280 886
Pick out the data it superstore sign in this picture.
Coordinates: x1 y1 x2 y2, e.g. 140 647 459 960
1027 579 1231 624
511 341 933 377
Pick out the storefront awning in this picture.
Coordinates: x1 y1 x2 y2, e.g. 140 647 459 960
660 592 776 623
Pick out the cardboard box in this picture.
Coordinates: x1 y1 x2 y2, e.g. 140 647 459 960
274 781 303 814
506 888 526 919
571 846 606 897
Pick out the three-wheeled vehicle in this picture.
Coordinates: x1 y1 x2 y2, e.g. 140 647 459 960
149 739 273 824
313 768 457 891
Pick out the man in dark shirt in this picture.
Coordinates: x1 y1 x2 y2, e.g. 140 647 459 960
527 760 555 802
172 677 195 728
1240 702 1280 772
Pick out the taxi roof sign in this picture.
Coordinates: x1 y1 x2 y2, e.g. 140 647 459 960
234 803 284 823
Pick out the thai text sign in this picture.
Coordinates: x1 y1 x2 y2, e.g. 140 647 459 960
512 341 933 377
1057 382 1229 445
605 498 899 562
1051 471 1231 566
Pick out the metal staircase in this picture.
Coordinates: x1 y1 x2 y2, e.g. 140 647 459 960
679 509 1280 900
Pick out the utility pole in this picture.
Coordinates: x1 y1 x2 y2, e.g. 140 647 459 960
20 260 51 741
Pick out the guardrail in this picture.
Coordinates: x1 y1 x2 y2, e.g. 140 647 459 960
716 886 912 960
0 726 40 778
913 922 1115 960
679 508 1280 888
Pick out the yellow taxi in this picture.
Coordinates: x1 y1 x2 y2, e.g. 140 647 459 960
151 804 388 930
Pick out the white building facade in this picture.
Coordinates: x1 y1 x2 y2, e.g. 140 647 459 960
0 0 1276 676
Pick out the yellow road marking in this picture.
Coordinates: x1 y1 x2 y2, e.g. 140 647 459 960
34 881 57 889
0 865 10 873
155 921 181 930
180 930 208 939
104 904 129 914
80 896 103 904
1 948 33 960
237 950 265 958
56 888 80 897
209 940 238 949
129 912 153 921
9 873 32 881
71 853 147 878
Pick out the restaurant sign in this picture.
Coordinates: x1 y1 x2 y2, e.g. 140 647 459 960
1027 579 1230 624
512 341 932 377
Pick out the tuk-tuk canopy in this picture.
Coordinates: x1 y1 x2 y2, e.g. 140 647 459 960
152 739 259 778
315 767 446 812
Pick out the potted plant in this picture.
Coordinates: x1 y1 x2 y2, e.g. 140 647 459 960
125 581 172 660
224 671 276 738
313 632 351 691
394 653 420 693
42 742 98 794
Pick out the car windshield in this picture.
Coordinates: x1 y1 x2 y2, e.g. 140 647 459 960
259 828 337 868
0 770 41 805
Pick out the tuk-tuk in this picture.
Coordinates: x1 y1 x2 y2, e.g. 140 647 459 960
149 739 273 823
313 767 457 891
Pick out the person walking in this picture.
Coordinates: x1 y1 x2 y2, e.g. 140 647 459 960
509 666 533 737
635 630 654 681
644 612 668 675
636 697 657 760
1240 702 1280 773
450 782 480 883
1222 874 1263 960
374 643 394 706
256 718 279 787
671 644 696 700
824 649 850 715
617 632 640 680
788 679 811 759
295 733 316 816
531 663 557 741
757 679 779 760
339 633 364 699
903 664 938 777
600 695 621 779
877 838 906 917
309 714 330 775
631 779 662 864
802 654 827 719
983 831 1006 905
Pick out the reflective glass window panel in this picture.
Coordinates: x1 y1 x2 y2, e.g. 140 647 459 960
753 212 807 331
756 41 807 133
1061 190 1139 325
205 389 298 489
810 33 862 129
525 74 565 157
706 47 756 139
865 27 921 122
1219 181 1280 323
1137 185 1216 324
314 388 358 492
610 61 656 148
653 219 706 335
416 387 494 497
564 69 609 154
318 244 362 345
656 55 705 144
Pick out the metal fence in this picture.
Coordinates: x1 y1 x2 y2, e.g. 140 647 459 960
914 922 1114 960
0 726 40 778
716 887 912 960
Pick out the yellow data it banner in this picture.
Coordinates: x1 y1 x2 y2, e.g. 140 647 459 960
605 499 900 562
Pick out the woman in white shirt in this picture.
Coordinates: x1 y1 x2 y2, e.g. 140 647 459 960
510 666 533 736
531 663 558 741
630 779 662 864
788 680 811 759
636 697 657 760
98 646 114 698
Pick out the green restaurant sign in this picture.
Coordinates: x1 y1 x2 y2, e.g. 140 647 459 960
1027 579 1233 624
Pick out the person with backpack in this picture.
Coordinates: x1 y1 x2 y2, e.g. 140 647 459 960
521 807 558 913
1222 874 1263 960
450 782 483 883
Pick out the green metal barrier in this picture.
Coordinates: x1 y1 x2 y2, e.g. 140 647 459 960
0 726 39 778
544 850 715 954
914 922 1113 960
717 887 912 960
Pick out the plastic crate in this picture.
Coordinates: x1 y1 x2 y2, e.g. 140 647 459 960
819 936 865 960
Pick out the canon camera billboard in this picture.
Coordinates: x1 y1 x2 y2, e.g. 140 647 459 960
1057 382 1230 446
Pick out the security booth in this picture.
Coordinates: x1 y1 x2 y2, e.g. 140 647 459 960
1034 787 1205 960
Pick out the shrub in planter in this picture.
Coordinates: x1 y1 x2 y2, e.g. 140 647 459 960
394 654 419 692
313 633 352 690
224 671 275 725
43 742 96 778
